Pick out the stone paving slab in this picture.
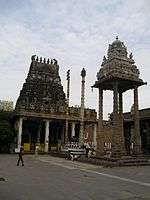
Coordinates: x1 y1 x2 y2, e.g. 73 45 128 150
0 155 150 200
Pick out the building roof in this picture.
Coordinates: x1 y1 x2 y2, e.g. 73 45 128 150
92 37 146 91
124 108 150 121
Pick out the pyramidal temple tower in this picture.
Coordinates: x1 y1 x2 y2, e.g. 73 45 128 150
93 37 146 157
15 55 67 114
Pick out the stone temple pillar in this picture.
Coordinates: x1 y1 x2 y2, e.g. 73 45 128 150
97 88 104 155
61 124 64 144
17 117 23 149
113 82 118 116
79 68 86 145
119 91 123 114
71 122 75 138
145 121 150 154
112 82 125 157
44 120 50 152
65 70 70 144
99 88 103 125
93 123 97 147
133 86 141 155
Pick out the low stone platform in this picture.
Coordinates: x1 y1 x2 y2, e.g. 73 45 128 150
78 156 150 167
49 151 66 158
23 151 150 167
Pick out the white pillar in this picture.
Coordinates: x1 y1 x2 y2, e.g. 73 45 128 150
93 123 97 147
44 120 50 152
18 118 23 149
71 122 75 137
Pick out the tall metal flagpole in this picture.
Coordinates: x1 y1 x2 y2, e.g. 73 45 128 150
65 69 70 144
79 68 86 145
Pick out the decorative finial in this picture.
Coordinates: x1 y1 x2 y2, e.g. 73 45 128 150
31 55 36 61
66 69 70 80
102 56 107 66
47 58 50 64
129 52 133 59
40 57 42 62
81 68 86 77
116 36 118 40
103 56 106 61
53 58 58 65
43 58 46 63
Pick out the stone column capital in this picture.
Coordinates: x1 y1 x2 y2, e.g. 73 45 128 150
44 119 51 123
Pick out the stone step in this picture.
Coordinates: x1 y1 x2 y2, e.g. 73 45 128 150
78 157 150 167
118 159 148 164
119 162 150 167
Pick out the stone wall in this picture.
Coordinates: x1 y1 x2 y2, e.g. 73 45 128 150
96 121 113 155
69 106 97 122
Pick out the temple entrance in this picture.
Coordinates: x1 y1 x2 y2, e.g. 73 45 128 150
22 119 45 152
21 119 65 152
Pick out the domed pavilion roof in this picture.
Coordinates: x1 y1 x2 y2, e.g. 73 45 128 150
107 36 128 59
92 37 146 91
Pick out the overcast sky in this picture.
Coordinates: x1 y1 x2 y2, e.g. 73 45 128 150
0 0 150 119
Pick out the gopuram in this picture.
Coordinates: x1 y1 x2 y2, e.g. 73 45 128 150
92 36 146 158
14 56 97 152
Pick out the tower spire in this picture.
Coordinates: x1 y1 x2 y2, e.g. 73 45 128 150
79 68 86 145
65 69 70 144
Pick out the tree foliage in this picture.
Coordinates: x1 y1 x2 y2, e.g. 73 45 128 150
0 120 16 145
0 111 16 146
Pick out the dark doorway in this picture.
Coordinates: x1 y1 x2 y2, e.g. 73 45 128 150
49 120 63 148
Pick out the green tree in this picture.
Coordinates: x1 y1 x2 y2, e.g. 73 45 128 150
0 111 16 152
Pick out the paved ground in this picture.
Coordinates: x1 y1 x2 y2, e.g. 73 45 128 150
0 155 150 200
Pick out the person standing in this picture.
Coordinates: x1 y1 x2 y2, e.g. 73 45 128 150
17 146 24 166
84 142 90 158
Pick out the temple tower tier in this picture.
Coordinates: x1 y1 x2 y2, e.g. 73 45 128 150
15 56 67 114
92 36 146 157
